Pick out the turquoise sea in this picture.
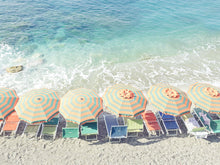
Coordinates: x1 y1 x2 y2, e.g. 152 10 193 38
0 0 220 95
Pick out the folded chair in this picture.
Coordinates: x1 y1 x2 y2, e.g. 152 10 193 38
81 120 98 140
157 111 181 136
104 115 127 142
124 117 143 137
40 115 59 140
142 110 163 137
62 122 79 138
1 111 20 136
181 113 208 138
193 108 220 134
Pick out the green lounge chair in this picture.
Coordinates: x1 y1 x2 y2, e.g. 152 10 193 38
193 108 220 134
40 115 59 140
81 120 98 140
62 122 79 138
124 118 143 137
23 124 41 138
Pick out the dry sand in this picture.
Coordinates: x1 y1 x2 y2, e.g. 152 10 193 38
0 135 219 165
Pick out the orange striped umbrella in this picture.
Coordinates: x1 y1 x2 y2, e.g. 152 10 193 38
103 84 147 117
0 88 19 120
59 88 103 125
188 82 220 114
15 89 60 124
148 84 191 116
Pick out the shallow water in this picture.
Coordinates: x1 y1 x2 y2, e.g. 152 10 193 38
0 0 220 96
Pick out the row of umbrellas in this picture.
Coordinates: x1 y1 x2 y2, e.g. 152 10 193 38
0 83 220 125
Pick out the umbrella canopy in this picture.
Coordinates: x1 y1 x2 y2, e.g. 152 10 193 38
147 84 191 116
15 89 60 124
188 82 220 113
103 84 147 117
0 88 19 120
59 88 103 125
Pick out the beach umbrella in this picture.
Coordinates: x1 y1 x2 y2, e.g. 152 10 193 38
0 88 19 120
147 84 191 116
59 88 103 125
188 82 220 114
15 89 60 124
103 84 147 117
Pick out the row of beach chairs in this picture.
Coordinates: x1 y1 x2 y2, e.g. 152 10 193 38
0 109 220 141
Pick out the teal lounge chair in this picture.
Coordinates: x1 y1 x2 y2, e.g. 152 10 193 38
81 120 98 140
124 118 143 137
193 108 220 134
62 122 79 138
40 115 59 140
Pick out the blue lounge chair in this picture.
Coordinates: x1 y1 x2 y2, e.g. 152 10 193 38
104 115 127 142
157 111 181 136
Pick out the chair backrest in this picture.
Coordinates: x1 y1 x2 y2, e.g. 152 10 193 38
62 128 79 138
110 126 127 138
142 111 157 122
126 118 143 130
159 111 175 121
81 121 98 135
66 122 78 128
44 117 59 125
182 113 194 121
3 121 19 131
104 115 118 136
210 120 220 132
5 111 19 122
42 125 57 135
24 124 40 133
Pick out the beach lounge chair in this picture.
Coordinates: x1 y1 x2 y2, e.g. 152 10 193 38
142 110 163 137
62 122 79 138
23 123 41 138
124 117 143 137
104 115 127 142
40 115 59 140
193 108 220 134
157 111 181 136
1 111 20 136
81 120 98 140
181 113 208 138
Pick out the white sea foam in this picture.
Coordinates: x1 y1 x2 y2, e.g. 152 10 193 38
1 40 220 97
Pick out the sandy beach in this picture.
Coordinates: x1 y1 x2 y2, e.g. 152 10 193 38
0 112 219 165
0 133 219 165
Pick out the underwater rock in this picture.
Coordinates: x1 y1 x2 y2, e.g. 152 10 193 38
6 65 23 73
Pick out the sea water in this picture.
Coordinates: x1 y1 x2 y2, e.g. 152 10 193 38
0 0 220 96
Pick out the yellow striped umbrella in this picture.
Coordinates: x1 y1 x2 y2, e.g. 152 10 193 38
15 89 60 124
148 84 191 116
59 88 103 125
188 82 220 114
103 84 147 117
0 88 19 120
